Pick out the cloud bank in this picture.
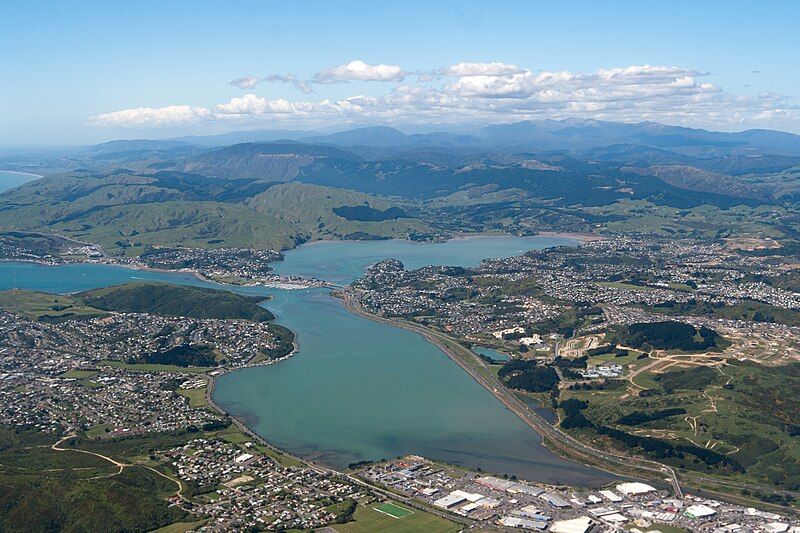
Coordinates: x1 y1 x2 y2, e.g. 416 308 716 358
91 61 800 131
313 60 406 83
91 105 212 126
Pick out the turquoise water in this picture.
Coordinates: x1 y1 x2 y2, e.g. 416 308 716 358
273 235 574 285
0 237 614 485
0 171 40 193
214 287 609 484
472 346 511 362
0 262 227 294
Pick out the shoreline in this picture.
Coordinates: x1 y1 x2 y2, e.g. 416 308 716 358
293 231 589 248
203 358 475 528
0 257 326 293
208 289 617 489
535 231 607 243
0 258 230 295
0 227 588 290
0 169 44 178
333 291 800 510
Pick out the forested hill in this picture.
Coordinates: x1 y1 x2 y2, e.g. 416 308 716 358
77 283 274 322
0 175 433 255
2 119 800 255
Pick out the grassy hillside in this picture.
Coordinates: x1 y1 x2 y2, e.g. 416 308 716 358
0 466 187 532
0 290 108 322
0 171 299 254
180 141 359 180
0 427 188 532
247 182 433 241
560 360 800 490
48 201 297 254
3 137 798 252
646 299 800 327
0 173 435 255
77 282 274 322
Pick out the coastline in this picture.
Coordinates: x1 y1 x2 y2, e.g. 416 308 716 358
535 231 606 243
0 170 44 178
332 291 800 510
0 257 702 492
104 262 329 291
0 258 234 295
278 231 588 251
0 257 326 293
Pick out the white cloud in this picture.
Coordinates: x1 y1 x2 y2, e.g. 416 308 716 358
596 64 702 81
264 74 316 94
442 66 713 101
444 62 521 77
229 75 261 90
91 63 800 130
90 105 212 126
229 74 315 94
313 60 406 83
214 94 296 115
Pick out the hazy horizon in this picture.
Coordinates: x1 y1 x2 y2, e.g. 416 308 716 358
3 0 800 145
5 117 800 150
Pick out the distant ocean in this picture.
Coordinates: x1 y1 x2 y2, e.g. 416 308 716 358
0 170 40 193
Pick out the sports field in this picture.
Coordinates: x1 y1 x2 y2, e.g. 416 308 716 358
374 502 413 518
333 504 459 533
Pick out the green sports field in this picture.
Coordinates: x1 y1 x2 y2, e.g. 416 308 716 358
374 502 413 518
333 504 459 533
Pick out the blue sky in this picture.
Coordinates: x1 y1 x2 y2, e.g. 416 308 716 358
2 0 799 144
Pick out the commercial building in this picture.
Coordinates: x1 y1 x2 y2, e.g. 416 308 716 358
685 504 717 519
549 516 594 533
616 482 657 496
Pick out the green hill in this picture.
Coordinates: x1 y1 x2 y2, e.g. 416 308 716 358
0 465 187 532
247 182 432 241
0 427 188 532
77 282 274 322
180 141 359 180
47 200 298 253
0 172 431 255
561 360 800 488
0 290 108 322
609 321 727 352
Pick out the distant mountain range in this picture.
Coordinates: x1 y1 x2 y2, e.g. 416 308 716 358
1 118 799 253
148 121 800 204
154 119 800 156
478 119 800 156
170 129 322 146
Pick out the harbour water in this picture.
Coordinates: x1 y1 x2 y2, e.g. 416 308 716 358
271 235 574 285
0 236 615 485
0 170 40 193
